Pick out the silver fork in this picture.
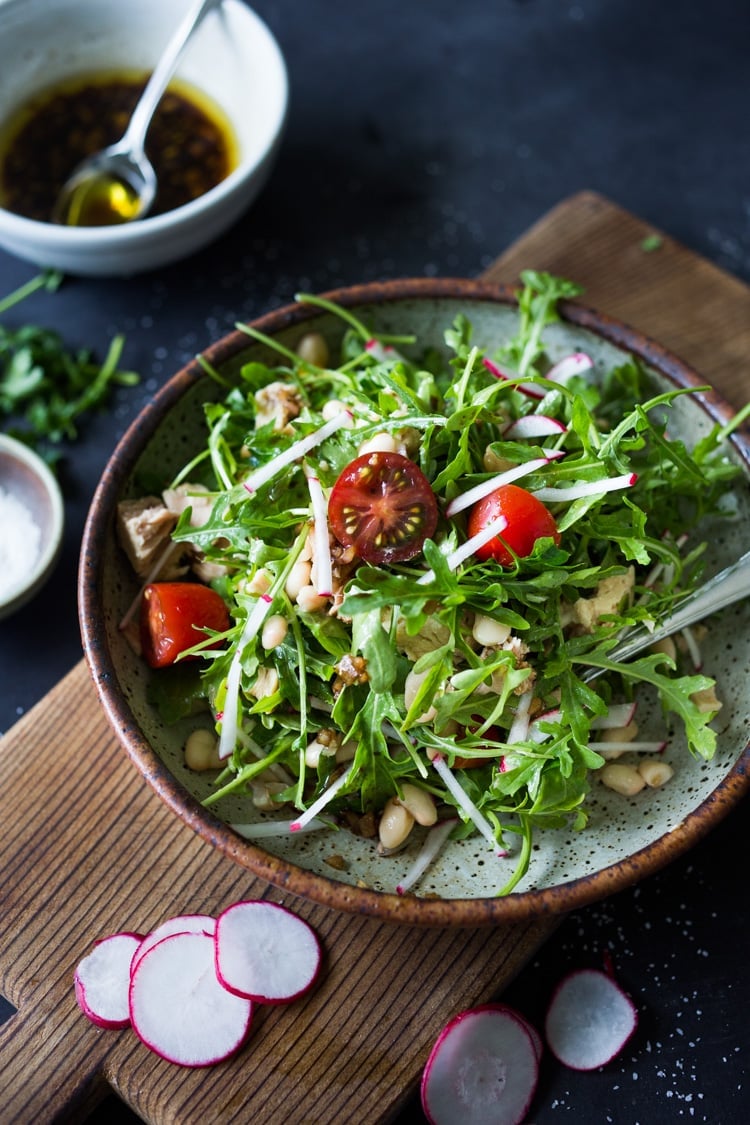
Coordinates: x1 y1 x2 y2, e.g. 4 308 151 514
581 548 750 681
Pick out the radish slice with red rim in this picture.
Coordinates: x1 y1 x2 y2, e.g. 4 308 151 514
544 967 638 1070
215 900 322 1004
74 931 144 1030
129 931 252 1067
421 1003 539 1125
130 913 216 976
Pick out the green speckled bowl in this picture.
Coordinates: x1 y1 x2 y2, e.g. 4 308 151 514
78 278 750 926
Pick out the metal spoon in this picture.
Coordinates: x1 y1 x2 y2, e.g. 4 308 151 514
52 0 222 227
582 547 750 681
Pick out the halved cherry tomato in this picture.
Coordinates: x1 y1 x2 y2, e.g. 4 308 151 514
328 450 438 565
467 483 560 567
140 582 231 669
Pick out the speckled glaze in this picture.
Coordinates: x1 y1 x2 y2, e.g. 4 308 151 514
78 278 750 926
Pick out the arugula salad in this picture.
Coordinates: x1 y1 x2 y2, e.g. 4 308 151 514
125 272 745 896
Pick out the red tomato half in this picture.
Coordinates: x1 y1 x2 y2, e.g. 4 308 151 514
140 582 231 669
328 450 438 565
467 483 560 566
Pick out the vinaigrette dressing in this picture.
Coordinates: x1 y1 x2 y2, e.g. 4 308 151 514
0 69 239 225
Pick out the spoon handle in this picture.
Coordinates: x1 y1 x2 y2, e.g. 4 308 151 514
582 547 750 681
121 0 223 158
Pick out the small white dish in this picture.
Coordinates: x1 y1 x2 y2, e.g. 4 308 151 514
0 434 64 620
0 0 288 276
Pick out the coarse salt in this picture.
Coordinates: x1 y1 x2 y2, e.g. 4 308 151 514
0 486 41 599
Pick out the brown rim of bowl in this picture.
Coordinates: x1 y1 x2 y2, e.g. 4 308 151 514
78 277 750 927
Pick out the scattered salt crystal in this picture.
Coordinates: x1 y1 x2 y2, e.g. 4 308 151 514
0 486 41 599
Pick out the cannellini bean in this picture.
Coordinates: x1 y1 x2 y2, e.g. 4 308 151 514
602 721 639 743
378 797 415 851
250 666 279 700
357 431 398 456
304 737 337 769
397 783 437 826
403 667 438 723
638 759 674 788
336 740 358 763
296 585 329 613
296 331 330 368
244 568 272 595
650 635 677 660
262 614 288 650
322 399 350 422
482 449 515 473
472 614 512 647
184 729 222 771
285 559 311 601
251 780 289 810
599 762 646 796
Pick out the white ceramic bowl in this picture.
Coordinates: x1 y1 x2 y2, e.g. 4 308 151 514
0 0 288 276
0 434 64 619
79 279 750 926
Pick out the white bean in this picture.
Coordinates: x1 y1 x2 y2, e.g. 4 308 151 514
251 780 289 811
403 667 437 723
638 759 674 788
357 431 398 456
285 559 311 601
378 798 415 851
599 762 646 796
184 729 222 771
471 614 511 647
244 568 272 595
296 585 329 613
398 783 437 826
250 666 279 700
262 614 288 650
296 331 330 368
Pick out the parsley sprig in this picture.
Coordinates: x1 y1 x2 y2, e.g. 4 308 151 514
0 270 139 461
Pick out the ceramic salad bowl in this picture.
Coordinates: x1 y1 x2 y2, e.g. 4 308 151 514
78 277 750 926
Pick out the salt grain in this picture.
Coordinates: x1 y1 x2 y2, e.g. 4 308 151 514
0 486 41 598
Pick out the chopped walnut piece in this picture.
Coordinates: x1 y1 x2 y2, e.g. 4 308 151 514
333 654 369 694
254 381 302 431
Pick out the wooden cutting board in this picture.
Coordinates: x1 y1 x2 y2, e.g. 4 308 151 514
2 191 749 1125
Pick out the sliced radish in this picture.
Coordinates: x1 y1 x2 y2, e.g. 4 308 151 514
546 351 594 383
215 900 322 1004
243 411 353 495
396 818 457 895
544 967 638 1070
431 755 507 857
129 930 252 1067
515 1012 543 1063
589 701 637 729
532 472 637 503
74 931 144 1030
482 356 544 399
445 455 558 518
502 414 567 439
421 1003 540 1125
130 913 216 976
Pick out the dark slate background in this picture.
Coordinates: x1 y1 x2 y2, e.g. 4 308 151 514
1 1 748 1122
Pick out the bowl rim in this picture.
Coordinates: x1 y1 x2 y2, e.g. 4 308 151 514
0 432 64 613
78 276 750 926
0 0 289 245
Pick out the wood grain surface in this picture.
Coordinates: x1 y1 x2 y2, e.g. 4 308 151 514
1 191 748 1124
